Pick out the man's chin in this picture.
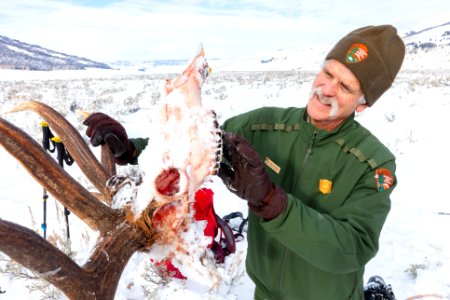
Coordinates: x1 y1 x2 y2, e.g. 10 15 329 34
307 105 331 121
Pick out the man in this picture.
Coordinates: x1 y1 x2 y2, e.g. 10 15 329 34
217 25 404 299
84 25 404 299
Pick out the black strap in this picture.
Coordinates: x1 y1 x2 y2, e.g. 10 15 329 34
53 138 74 166
214 213 236 254
222 211 248 241
53 139 72 240
41 121 56 153
40 122 72 241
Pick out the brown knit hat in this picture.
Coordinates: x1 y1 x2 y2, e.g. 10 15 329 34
325 25 405 106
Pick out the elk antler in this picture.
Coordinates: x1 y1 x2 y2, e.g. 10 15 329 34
0 112 156 300
8 100 111 199
0 117 119 233
0 219 94 297
0 207 150 299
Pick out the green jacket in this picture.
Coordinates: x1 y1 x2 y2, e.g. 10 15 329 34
222 107 396 300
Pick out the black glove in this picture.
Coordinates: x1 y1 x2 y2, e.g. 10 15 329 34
83 113 137 165
218 131 287 220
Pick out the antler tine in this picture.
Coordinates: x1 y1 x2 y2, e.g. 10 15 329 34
8 100 111 199
0 117 120 233
0 219 93 296
101 145 117 178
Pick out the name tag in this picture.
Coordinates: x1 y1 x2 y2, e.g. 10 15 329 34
264 157 281 174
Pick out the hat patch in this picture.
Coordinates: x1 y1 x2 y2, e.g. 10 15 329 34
375 168 394 192
346 43 368 63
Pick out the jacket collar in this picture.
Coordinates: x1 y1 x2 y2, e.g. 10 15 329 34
301 108 356 143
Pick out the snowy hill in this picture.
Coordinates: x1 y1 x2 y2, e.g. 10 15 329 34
109 59 189 73
236 21 450 72
0 35 112 71
109 44 332 73
3 20 449 73
403 21 450 49
250 21 450 72
401 21 450 70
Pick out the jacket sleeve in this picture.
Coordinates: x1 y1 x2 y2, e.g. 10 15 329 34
261 161 396 274
128 137 149 165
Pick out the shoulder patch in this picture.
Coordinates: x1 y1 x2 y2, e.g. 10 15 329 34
375 168 394 192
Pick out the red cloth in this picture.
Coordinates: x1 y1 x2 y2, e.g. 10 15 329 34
192 188 218 245
193 188 229 263
151 188 218 279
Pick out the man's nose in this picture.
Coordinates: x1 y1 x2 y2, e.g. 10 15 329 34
321 79 338 97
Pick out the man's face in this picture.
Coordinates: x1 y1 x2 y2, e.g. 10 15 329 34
307 59 367 131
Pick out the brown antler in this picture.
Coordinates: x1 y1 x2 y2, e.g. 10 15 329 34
8 100 111 199
0 117 119 233
0 113 157 299
0 207 150 299
0 219 94 297
101 144 117 178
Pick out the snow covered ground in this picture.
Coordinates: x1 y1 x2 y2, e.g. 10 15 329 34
0 53 450 299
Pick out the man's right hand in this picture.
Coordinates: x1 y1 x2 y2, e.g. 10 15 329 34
218 131 287 220
83 113 137 165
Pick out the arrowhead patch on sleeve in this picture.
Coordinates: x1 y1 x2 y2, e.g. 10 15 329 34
375 168 394 192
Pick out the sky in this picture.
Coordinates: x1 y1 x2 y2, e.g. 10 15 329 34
0 0 449 62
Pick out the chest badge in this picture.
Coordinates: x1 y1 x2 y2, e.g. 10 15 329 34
319 179 332 194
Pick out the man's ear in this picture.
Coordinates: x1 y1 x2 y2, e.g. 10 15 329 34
356 104 368 113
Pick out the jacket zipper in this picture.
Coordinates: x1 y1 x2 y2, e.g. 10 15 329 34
277 130 317 299
292 130 317 192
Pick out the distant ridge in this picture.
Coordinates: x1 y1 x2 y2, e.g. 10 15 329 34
112 20 450 72
401 21 450 51
2 20 449 72
0 35 111 71
403 21 450 38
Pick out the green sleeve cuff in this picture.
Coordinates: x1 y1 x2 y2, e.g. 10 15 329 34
129 137 149 165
